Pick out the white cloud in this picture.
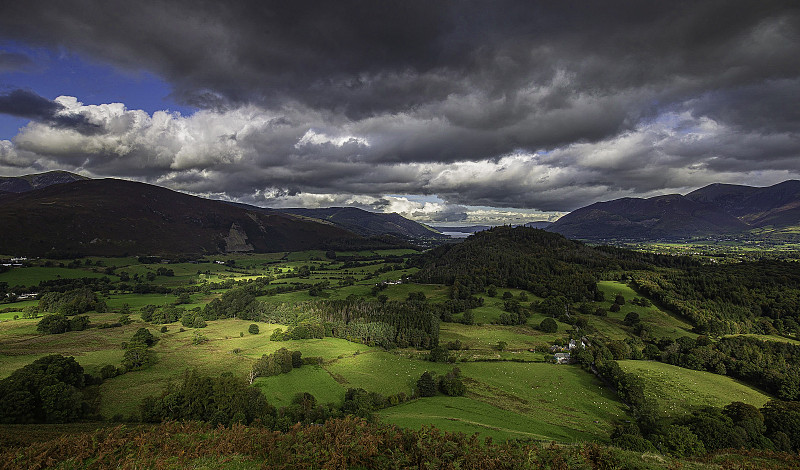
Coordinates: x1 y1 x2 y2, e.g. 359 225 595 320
1 98 798 219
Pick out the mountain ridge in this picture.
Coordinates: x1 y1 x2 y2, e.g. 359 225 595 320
0 178 358 257
549 180 800 240
0 170 88 193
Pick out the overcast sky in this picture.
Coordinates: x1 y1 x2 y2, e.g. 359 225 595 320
1 1 798 225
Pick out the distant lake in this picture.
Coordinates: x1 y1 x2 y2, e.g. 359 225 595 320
441 231 471 238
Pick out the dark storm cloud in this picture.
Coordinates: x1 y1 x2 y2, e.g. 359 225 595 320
0 89 103 135
2 1 797 125
0 51 34 73
0 0 799 214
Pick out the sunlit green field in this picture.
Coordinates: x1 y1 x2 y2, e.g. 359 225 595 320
0 266 117 287
618 360 771 416
378 362 626 443
592 281 695 340
0 248 743 444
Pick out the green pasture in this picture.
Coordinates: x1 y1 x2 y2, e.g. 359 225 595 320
0 299 39 319
380 361 625 443
378 396 567 442
325 351 452 396
254 365 346 408
96 320 376 418
592 281 694 340
459 362 624 441
439 323 559 352
724 333 800 345
618 360 771 416
0 267 117 287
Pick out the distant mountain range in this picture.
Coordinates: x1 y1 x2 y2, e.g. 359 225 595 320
549 180 800 240
0 170 87 193
0 178 357 257
0 172 450 256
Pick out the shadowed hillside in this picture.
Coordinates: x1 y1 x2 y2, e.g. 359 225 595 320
0 179 358 257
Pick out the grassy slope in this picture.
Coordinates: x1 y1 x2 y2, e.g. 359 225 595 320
618 360 771 416
377 361 625 443
593 281 695 340
0 266 117 287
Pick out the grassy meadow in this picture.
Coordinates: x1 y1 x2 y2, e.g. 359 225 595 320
0 247 781 447
617 360 771 416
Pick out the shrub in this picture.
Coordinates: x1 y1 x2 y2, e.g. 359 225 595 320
624 312 640 326
36 314 71 335
131 328 156 346
416 371 437 397
191 316 207 328
69 315 90 331
539 317 558 333
192 332 209 345
249 324 259 335
122 342 155 370
438 368 466 396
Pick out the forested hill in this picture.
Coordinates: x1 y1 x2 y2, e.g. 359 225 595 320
412 226 800 336
412 226 691 302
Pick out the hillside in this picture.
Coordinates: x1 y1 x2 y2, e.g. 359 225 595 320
269 206 447 240
0 170 88 193
549 194 749 240
414 226 619 302
548 180 800 240
687 180 800 228
0 178 358 257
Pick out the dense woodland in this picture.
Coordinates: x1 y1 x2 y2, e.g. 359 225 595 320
631 261 800 336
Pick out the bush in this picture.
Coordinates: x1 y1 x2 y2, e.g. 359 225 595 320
131 328 156 346
539 317 558 333
417 371 437 397
438 368 466 396
594 307 607 317
291 350 303 368
122 342 155 370
428 346 449 362
270 328 287 341
69 315 90 331
36 314 71 335
100 364 118 379
624 312 640 326
192 332 209 345
249 324 259 335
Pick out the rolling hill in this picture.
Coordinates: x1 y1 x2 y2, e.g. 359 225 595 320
0 178 358 257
